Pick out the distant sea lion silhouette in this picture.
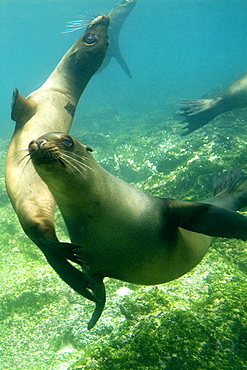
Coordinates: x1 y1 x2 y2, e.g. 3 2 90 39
5 16 109 310
29 132 247 329
98 0 137 78
179 71 247 135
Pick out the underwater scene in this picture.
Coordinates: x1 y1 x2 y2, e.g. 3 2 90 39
1 0 247 369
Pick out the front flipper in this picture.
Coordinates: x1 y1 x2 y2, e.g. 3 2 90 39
11 87 37 125
35 238 106 328
179 98 221 135
37 239 96 301
165 199 247 241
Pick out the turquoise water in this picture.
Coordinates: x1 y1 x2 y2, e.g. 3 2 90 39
1 0 247 369
1 0 247 136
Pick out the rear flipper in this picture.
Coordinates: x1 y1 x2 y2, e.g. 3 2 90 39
113 46 132 78
179 98 222 135
165 199 247 241
87 281 106 330
204 170 247 211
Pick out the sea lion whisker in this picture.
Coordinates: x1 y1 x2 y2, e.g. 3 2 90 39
23 155 33 169
13 149 31 168
70 158 95 173
64 156 94 176
70 152 95 170
71 157 95 172
13 146 29 158
62 12 100 33
62 26 86 34
59 151 95 173
61 157 86 175
57 153 89 176
63 149 91 162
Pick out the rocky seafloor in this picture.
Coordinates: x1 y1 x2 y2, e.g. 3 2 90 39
1 106 247 369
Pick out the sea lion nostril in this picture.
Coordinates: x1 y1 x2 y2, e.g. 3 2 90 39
36 139 47 148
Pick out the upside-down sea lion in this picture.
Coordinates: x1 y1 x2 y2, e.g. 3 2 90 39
179 71 247 135
98 0 137 78
65 0 137 78
29 132 247 328
5 16 109 308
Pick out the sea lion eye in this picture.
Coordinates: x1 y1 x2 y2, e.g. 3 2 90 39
84 33 96 45
61 137 73 147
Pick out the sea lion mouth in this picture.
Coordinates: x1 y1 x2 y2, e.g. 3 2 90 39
87 15 110 29
29 138 62 165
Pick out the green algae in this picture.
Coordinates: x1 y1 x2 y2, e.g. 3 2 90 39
1 108 247 369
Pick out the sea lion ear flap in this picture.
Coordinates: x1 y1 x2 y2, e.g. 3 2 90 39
11 87 37 125
165 199 247 241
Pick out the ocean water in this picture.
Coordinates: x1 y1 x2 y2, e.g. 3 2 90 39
1 0 247 136
1 0 247 369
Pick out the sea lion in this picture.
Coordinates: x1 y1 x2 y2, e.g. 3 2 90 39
179 71 247 135
28 132 247 328
5 16 109 309
65 0 137 77
98 0 137 78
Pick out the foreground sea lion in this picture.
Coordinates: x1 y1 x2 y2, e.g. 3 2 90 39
5 16 109 307
29 132 247 328
179 71 247 135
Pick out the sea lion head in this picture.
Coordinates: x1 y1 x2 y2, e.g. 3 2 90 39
28 132 94 183
67 15 110 79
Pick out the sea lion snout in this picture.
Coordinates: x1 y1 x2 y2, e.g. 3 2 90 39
88 15 110 28
30 138 47 149
29 136 60 164
29 138 50 153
